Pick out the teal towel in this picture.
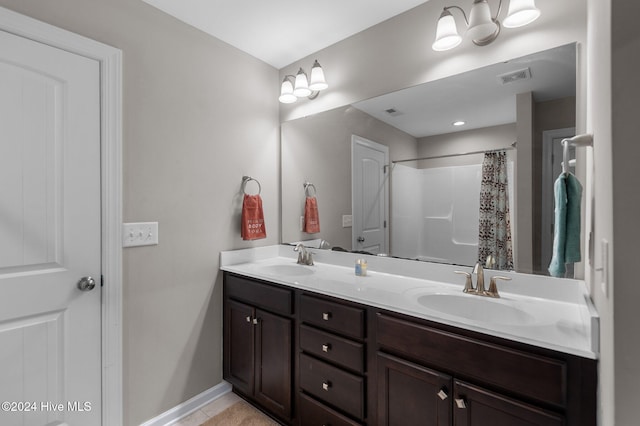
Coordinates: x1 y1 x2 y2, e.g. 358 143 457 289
548 173 583 277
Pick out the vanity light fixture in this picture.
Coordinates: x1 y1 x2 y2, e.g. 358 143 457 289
432 0 540 52
279 60 328 104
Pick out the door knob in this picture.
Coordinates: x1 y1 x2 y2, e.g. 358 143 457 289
77 276 96 291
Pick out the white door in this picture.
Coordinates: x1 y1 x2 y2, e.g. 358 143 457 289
0 29 101 426
352 135 389 254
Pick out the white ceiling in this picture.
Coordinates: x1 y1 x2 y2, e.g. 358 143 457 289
352 43 577 138
142 0 430 69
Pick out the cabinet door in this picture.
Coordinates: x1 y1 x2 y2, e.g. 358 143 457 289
254 308 292 420
453 380 564 426
224 299 255 396
378 353 452 426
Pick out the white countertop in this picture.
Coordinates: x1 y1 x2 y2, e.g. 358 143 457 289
220 245 599 359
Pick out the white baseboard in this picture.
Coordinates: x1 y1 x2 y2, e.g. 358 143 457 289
140 381 232 426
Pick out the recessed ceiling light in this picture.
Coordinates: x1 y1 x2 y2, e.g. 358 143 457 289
452 120 466 126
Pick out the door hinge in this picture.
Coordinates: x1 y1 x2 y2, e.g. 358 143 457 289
384 220 387 228
101 275 104 287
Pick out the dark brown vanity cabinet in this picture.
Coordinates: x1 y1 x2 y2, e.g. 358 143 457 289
223 272 597 426
298 294 367 425
376 312 596 426
223 274 294 422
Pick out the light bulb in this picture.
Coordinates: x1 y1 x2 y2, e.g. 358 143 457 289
503 0 540 28
432 9 462 51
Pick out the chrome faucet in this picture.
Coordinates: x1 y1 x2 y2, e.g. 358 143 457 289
473 262 486 295
294 243 314 265
454 263 512 298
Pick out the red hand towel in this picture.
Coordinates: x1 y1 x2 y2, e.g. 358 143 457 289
241 194 267 240
304 196 320 234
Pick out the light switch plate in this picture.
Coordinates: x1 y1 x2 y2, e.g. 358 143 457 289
123 222 159 247
342 215 353 228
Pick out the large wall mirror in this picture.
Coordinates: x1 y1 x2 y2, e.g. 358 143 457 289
281 43 581 277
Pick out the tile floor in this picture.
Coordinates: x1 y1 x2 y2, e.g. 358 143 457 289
171 391 242 426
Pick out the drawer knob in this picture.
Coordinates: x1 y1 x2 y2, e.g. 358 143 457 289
322 343 331 352
322 381 332 391
455 398 467 409
322 312 331 321
437 388 448 400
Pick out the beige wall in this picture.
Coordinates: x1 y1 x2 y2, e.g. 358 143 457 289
281 105 417 249
416 123 517 168
586 0 614 425
610 1 640 425
0 1 279 425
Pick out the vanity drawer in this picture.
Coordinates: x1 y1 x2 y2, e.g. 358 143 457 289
299 353 365 420
376 313 567 408
224 273 293 315
299 393 363 426
300 324 365 373
300 294 365 339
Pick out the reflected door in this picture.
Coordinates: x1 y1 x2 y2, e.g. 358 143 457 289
352 135 388 254
0 29 101 426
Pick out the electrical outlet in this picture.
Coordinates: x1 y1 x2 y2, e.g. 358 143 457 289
123 222 159 247
342 215 353 228
300 216 305 231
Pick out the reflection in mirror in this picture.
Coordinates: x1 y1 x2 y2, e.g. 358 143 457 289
281 43 579 277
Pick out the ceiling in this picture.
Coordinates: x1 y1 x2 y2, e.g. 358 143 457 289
142 0 430 69
352 43 577 138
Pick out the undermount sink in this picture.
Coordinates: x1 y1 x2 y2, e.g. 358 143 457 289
416 293 536 326
260 264 315 276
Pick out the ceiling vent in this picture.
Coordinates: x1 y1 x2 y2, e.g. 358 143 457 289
497 67 531 85
384 108 403 117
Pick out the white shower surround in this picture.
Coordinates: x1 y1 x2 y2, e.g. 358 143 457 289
391 161 514 266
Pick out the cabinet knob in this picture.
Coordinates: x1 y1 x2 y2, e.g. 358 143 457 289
322 312 331 321
322 381 332 391
252 318 259 325
455 398 467 409
322 343 331 353
245 316 252 323
437 388 448 400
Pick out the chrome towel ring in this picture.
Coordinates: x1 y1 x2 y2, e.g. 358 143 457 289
242 176 262 195
304 181 317 197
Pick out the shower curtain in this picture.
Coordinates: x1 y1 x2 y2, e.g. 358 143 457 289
478 151 514 270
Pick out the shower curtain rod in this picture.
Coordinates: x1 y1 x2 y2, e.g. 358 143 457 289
391 142 516 164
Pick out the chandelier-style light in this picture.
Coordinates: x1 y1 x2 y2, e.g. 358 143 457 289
279 60 328 104
432 0 540 51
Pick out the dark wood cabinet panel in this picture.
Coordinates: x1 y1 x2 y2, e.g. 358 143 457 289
299 393 363 426
377 352 452 426
223 299 254 397
299 353 365 420
300 324 365 373
377 313 567 408
223 274 294 422
225 273 293 315
255 309 292 420
453 380 564 426
300 294 365 339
